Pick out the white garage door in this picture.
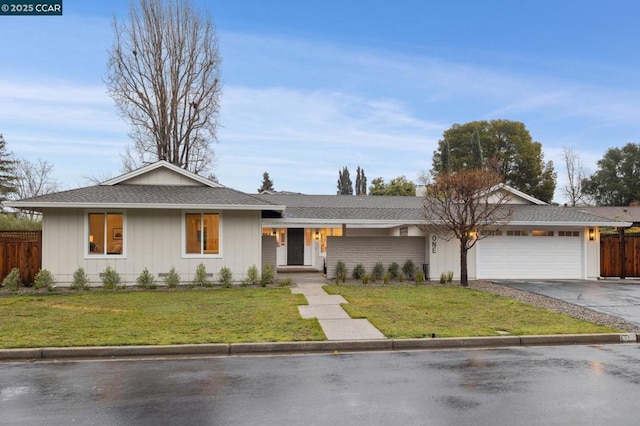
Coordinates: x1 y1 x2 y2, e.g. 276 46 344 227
477 231 583 279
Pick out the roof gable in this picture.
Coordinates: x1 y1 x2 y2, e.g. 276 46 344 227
101 161 222 188
486 184 547 205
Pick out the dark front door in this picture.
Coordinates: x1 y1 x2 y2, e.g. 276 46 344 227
287 228 304 265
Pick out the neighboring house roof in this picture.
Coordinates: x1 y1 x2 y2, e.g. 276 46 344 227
573 206 640 226
256 194 630 228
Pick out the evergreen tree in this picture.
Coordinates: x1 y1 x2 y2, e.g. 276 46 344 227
441 139 451 173
355 166 367 195
257 171 274 193
471 128 483 169
337 166 353 195
0 134 17 209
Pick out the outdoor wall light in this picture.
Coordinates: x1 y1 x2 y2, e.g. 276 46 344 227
314 232 320 240
589 228 595 241
89 234 94 243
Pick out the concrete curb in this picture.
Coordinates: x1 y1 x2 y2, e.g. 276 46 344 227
1 333 637 361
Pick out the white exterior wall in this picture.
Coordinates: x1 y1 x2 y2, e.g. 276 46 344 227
586 227 601 279
426 234 477 281
42 208 262 286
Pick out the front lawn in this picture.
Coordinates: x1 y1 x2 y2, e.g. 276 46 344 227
324 285 620 338
0 289 325 348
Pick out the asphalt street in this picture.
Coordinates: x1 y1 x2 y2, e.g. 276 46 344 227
2 344 640 425
494 279 640 326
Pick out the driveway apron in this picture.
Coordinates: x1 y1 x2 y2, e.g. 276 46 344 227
493 279 640 326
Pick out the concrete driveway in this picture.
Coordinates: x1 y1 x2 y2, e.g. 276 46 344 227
493 279 640 326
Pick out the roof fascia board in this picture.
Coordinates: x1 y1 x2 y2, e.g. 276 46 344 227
6 201 286 212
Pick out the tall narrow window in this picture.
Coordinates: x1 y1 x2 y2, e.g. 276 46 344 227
88 212 124 255
185 213 220 255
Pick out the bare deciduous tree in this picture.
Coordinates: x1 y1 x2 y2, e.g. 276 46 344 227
422 169 513 286
562 146 589 206
106 0 222 175
14 158 60 220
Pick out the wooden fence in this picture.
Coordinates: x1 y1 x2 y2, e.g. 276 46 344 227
600 234 640 277
0 231 42 285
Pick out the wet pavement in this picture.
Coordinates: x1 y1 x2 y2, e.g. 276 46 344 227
494 279 640 326
2 345 640 425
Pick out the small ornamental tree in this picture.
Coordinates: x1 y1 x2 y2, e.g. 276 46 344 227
423 168 513 286
257 171 274 193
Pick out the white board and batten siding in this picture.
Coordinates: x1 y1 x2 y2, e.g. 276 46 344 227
41 208 263 285
476 229 584 279
121 167 207 186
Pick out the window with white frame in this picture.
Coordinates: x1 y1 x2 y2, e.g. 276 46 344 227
88 212 124 255
185 213 220 255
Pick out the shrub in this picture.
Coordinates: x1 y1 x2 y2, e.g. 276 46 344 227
352 263 366 280
440 271 454 284
71 267 90 291
33 269 55 292
398 273 404 283
388 262 400 280
136 267 156 289
164 266 180 288
277 278 293 287
402 259 416 279
218 266 233 288
335 261 347 283
261 264 275 287
102 266 122 290
2 268 22 292
243 264 260 286
362 274 370 285
192 263 211 287
415 270 425 285
383 272 391 285
372 262 384 281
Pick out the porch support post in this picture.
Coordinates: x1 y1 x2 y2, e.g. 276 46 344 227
342 223 347 237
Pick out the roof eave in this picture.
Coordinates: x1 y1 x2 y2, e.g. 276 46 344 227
5 201 286 212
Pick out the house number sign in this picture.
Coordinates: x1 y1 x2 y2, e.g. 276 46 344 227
431 235 437 253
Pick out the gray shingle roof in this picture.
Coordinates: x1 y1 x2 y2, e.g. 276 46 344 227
256 194 631 226
9 185 282 209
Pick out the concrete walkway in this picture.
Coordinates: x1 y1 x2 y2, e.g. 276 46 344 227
291 282 386 341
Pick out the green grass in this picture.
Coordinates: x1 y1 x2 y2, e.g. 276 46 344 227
0 289 325 348
324 285 621 338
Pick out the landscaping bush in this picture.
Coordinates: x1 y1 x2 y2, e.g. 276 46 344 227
164 266 180 288
372 262 384 281
243 264 260 286
335 261 347 283
383 272 391 285
415 270 425 285
218 266 233 288
102 266 122 290
261 264 275 287
402 259 416 279
388 262 400 280
277 278 293 287
192 263 211 287
440 271 453 284
71 267 90 291
2 268 21 292
362 274 370 285
352 263 366 280
136 267 156 289
33 269 55 292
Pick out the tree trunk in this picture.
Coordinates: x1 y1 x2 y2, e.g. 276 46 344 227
460 245 469 287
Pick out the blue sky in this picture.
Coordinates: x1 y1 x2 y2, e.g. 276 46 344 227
2 0 640 202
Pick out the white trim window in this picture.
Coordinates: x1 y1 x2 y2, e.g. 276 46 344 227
86 211 126 257
183 212 222 257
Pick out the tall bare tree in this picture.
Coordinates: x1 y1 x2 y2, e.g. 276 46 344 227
13 158 60 220
422 169 513 286
562 146 589 206
106 0 222 175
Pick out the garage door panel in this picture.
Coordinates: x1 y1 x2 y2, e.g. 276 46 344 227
477 235 582 279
